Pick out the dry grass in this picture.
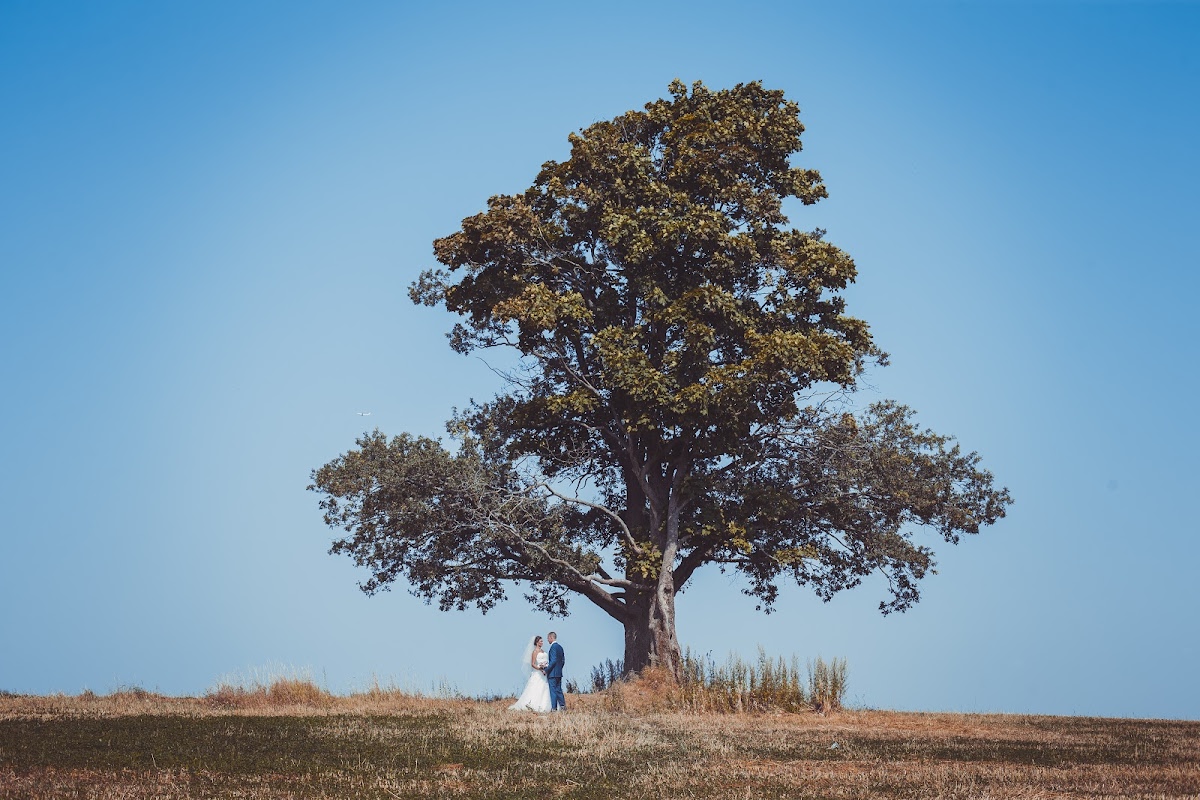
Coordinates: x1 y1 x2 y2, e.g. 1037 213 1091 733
594 648 845 714
206 677 334 711
1 679 1197 799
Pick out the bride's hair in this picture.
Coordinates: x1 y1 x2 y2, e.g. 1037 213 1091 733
534 636 543 647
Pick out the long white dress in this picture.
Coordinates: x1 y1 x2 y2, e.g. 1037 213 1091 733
509 647 551 712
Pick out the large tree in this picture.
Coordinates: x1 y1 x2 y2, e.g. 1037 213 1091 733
310 80 1011 677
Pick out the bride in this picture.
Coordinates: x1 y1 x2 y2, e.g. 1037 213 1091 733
508 634 552 712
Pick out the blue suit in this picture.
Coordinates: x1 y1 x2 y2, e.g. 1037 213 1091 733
545 641 565 711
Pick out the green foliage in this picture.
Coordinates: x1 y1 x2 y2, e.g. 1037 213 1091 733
312 80 1013 663
311 430 593 616
416 80 870 452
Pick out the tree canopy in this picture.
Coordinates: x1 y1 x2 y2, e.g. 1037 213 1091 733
311 80 1012 676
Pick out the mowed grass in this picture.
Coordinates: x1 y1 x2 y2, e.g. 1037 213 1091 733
1 685 1198 799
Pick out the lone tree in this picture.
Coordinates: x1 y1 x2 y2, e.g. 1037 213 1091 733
310 80 1011 678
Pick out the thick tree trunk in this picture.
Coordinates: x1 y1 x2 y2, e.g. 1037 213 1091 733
618 462 684 679
622 583 682 679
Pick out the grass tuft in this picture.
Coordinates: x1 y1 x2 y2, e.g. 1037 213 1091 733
206 677 333 710
590 647 844 714
675 647 809 713
807 655 849 714
205 665 333 710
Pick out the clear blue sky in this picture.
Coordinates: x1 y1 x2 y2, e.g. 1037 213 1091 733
2 1 1197 720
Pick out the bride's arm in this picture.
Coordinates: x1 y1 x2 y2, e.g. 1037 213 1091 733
531 650 540 668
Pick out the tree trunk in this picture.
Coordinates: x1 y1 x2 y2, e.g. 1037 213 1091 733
619 462 683 678
622 583 682 679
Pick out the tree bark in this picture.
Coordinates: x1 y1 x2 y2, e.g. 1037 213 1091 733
622 583 682 679
617 442 685 678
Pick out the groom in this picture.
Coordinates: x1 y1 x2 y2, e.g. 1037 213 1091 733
543 631 566 711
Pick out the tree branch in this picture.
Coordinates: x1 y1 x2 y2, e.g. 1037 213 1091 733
672 540 719 589
496 519 635 622
533 481 644 557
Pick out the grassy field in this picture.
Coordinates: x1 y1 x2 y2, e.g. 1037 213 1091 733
2 683 1198 799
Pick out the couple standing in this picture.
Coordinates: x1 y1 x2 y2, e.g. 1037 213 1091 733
509 632 566 713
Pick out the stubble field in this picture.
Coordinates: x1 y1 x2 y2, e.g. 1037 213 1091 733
1 686 1197 799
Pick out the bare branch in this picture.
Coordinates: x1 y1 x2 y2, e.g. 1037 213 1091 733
533 481 643 557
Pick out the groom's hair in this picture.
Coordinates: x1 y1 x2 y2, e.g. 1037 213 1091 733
548 631 557 641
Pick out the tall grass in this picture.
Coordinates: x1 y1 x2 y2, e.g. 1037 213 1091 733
591 647 848 713
676 647 808 712
590 658 625 693
807 655 848 713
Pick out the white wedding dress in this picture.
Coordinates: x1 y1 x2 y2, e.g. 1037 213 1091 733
508 639 552 712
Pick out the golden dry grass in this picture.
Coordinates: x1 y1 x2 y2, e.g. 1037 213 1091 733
1 678 1197 799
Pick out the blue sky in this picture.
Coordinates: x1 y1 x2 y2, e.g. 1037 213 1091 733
2 1 1197 719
